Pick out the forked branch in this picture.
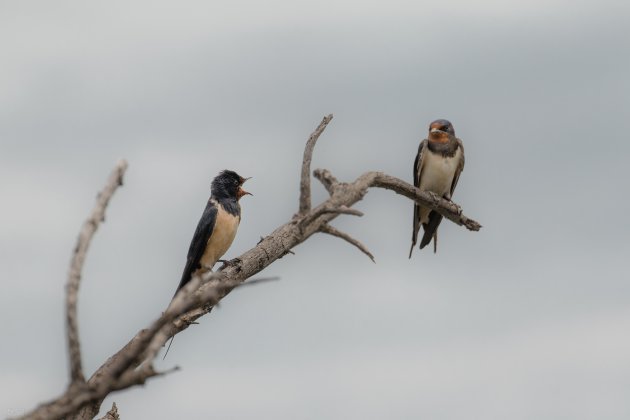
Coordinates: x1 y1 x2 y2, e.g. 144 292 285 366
299 114 333 214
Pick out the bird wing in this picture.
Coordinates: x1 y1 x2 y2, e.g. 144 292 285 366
174 201 218 295
449 138 465 197
409 139 427 258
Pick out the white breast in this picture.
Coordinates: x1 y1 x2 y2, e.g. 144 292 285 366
419 147 462 196
417 147 462 224
200 204 240 269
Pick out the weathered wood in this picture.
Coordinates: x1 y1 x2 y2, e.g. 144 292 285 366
66 160 128 387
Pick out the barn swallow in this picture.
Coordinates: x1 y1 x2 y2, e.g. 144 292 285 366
409 119 465 256
174 169 251 295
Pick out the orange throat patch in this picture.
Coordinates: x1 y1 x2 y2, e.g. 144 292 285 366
429 132 449 144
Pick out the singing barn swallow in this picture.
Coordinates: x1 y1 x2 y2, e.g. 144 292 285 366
174 170 251 295
409 119 465 256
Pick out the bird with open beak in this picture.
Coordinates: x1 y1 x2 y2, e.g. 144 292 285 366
409 119 465 256
174 169 251 295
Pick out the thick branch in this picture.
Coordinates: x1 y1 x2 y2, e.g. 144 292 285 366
66 160 128 386
298 114 333 214
18 273 215 420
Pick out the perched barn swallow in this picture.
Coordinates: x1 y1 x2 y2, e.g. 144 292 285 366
174 170 251 295
409 119 465 256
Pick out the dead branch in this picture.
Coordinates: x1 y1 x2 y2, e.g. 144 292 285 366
299 114 333 214
314 169 481 231
16 115 481 420
66 159 128 387
300 204 363 226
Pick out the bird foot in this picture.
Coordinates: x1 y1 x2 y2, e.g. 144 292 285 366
442 194 462 215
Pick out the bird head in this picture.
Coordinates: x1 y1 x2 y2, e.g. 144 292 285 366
211 170 252 200
428 119 455 143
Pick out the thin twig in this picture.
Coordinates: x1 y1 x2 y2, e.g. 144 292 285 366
66 159 128 386
301 204 363 226
299 114 333 214
320 224 375 262
327 205 363 217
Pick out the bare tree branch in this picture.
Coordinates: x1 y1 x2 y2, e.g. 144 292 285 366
320 223 375 262
314 169 482 231
19 273 212 420
300 204 364 226
369 172 482 231
299 114 333 214
17 116 481 420
314 167 338 195
66 159 128 387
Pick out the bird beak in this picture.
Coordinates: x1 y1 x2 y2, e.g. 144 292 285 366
240 176 252 184
237 187 252 199
430 127 440 133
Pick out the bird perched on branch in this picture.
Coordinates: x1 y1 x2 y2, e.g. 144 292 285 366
409 119 465 256
174 170 251 295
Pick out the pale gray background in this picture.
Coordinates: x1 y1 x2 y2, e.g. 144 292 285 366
1 1 629 419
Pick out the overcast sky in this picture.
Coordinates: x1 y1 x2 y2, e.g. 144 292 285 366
1 1 630 419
